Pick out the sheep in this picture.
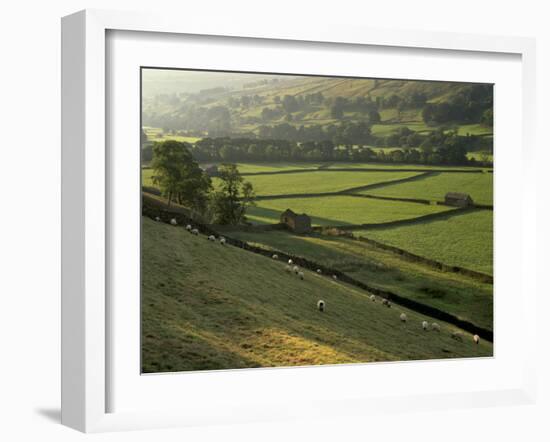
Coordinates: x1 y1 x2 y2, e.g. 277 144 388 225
451 331 464 342
431 322 441 332
317 300 325 312
473 334 480 345
422 321 429 331
298 271 304 280
382 298 391 308
185 224 192 231
272 254 279 260
288 259 293 265
170 218 178 226
316 269 322 274
370 294 376 302
332 274 338 281
219 237 226 245
208 235 216 242
285 264 292 273
191 228 199 236
292 265 300 274
400 313 407 323
154 216 161 222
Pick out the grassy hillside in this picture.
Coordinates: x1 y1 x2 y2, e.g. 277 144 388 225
141 217 491 373
230 229 493 331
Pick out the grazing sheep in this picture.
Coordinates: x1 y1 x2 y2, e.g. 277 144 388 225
332 275 338 281
191 228 199 235
400 313 407 323
154 216 161 222
208 235 216 241
317 300 325 312
422 321 429 331
170 218 178 226
370 295 376 302
473 334 480 344
298 271 304 280
292 265 299 274
272 254 279 260
451 331 464 342
316 269 322 274
431 322 441 332
288 259 293 265
284 265 292 273
382 298 391 308
219 237 226 245
185 224 192 231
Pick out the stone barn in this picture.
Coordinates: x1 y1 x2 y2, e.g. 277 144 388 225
280 209 312 234
444 192 473 207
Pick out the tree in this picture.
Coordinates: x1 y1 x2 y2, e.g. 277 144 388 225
209 164 255 224
151 140 211 210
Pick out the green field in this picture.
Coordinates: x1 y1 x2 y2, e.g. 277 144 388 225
231 171 424 197
143 127 201 144
231 229 493 331
357 172 493 205
246 195 454 226
354 209 493 275
233 162 321 174
371 121 434 136
325 162 490 171
141 217 491 372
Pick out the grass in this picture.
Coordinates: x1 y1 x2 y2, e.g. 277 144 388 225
325 162 489 171
232 170 424 197
143 127 201 144
246 195 455 226
354 209 493 275
234 162 321 174
456 124 493 136
231 229 493 331
141 217 492 373
357 172 493 205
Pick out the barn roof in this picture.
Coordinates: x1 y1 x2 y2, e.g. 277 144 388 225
445 192 472 200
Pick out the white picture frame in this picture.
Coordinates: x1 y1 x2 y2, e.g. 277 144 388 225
61 9 538 433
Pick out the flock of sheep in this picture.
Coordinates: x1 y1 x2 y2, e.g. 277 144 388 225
164 216 482 347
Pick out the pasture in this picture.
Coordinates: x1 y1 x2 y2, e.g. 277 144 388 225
230 170 424 197
231 229 494 331
354 209 493 275
246 195 454 226
141 217 492 373
357 171 493 205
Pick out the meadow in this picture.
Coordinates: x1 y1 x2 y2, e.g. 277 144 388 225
357 171 494 205
141 217 491 372
246 195 454 226
231 229 494 331
354 209 493 275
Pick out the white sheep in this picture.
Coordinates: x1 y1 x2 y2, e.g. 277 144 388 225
292 265 299 274
422 321 429 331
400 313 407 323
288 259 293 265
285 265 292 273
185 224 192 231
431 322 441 332
191 228 199 235
219 237 226 245
317 300 325 312
272 254 279 260
208 235 216 241
154 216 161 222
382 298 391 308
298 271 304 280
370 295 376 302
332 274 338 281
170 218 178 226
451 331 464 342
473 334 480 344
316 269 322 274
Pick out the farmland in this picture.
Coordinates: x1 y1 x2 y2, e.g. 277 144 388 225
354 209 494 275
246 195 454 226
357 171 494 205
142 217 492 373
230 229 493 331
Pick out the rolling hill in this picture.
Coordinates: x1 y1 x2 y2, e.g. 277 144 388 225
141 216 492 373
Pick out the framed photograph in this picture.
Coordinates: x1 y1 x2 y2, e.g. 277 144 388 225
61 9 537 433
